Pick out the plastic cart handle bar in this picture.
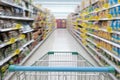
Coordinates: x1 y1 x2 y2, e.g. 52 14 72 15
9 65 115 73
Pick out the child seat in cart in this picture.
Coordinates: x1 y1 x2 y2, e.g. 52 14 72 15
9 51 115 80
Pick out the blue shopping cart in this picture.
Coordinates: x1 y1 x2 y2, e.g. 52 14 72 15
9 51 115 80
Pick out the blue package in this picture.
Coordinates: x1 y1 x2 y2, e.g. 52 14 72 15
113 34 118 43
118 34 120 43
113 0 118 4
113 46 117 54
113 7 117 17
118 48 120 57
115 46 118 55
118 20 120 30
112 33 115 42
118 6 120 16
109 0 113 5
109 8 113 16
111 20 114 30
116 20 119 30
112 20 116 30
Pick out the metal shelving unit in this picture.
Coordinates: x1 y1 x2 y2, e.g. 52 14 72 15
87 33 120 48
69 29 118 80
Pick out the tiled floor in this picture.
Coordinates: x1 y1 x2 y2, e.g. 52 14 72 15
24 29 98 66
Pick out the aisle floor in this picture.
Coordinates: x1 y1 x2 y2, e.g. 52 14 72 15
24 29 98 66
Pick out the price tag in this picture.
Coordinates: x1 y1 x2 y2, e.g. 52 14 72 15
15 24 21 29
107 27 112 33
83 35 87 39
74 27 78 30
75 22 78 25
14 49 20 55
83 41 87 45
81 23 87 27
103 3 109 8
83 29 87 33
107 14 112 19
20 34 25 39
96 44 101 48
95 8 99 11
94 16 99 20
81 33 86 37
95 26 99 30
9 38 16 44
89 16 93 20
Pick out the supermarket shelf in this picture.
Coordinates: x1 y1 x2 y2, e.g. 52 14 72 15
0 27 21 32
84 4 120 16
74 29 81 35
5 29 55 80
22 0 38 12
87 39 120 62
87 43 118 80
93 28 120 35
19 29 55 65
0 0 23 9
19 39 34 51
0 0 32 12
22 29 34 33
88 17 120 21
80 0 99 11
70 29 102 66
36 34 43 41
0 39 34 66
0 38 22 49
0 16 34 20
87 32 120 48
69 29 118 80
87 44 120 73
79 23 120 35
72 30 82 40
0 55 13 66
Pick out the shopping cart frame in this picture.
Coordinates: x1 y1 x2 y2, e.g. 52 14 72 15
9 51 115 80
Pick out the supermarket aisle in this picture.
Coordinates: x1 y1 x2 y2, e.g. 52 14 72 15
24 29 98 66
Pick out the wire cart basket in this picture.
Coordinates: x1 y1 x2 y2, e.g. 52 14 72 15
9 51 115 80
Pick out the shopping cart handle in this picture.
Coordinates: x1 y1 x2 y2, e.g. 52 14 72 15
9 65 115 73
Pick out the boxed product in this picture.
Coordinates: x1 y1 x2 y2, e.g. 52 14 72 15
0 63 9 79
0 33 8 43
0 49 4 61
0 6 4 15
109 0 118 5
4 7 12 16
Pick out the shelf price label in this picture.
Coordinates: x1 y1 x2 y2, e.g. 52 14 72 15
75 26 78 30
76 18 81 21
82 40 87 45
8 38 16 44
96 44 101 48
81 33 86 38
107 14 112 19
107 26 112 33
103 3 110 8
13 49 20 55
94 26 99 30
81 23 87 28
15 24 22 29
95 8 99 12
20 34 25 39
94 16 99 20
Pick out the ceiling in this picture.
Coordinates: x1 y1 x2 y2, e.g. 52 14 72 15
33 0 81 19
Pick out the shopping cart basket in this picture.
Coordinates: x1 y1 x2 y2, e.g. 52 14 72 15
9 51 115 80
